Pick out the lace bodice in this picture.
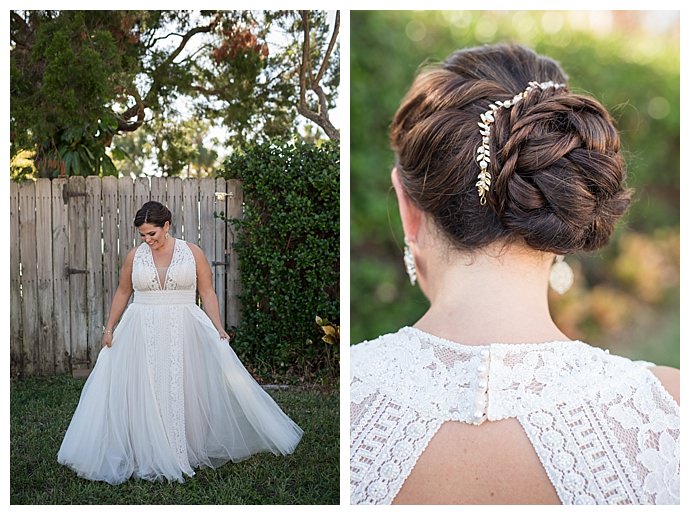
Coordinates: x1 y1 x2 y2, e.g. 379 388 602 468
350 327 680 505
132 239 197 292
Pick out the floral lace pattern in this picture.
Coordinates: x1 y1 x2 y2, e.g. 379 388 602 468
133 240 196 472
133 242 162 291
350 327 679 505
132 239 197 293
168 304 190 471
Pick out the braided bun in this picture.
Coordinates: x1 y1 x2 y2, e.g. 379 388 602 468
390 44 631 254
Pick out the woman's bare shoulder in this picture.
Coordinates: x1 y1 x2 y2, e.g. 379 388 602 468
649 366 680 405
122 246 137 265
184 241 203 256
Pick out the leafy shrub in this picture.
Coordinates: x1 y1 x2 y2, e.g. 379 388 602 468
219 140 339 382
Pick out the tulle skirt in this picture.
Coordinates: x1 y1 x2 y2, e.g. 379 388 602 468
57 290 303 484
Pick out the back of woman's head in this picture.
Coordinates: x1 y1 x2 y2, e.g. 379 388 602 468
134 201 172 228
390 43 631 254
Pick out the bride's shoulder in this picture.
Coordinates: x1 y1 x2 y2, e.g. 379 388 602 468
178 239 197 249
649 365 680 405
180 241 211 264
129 245 144 258
173 239 196 252
351 329 408 358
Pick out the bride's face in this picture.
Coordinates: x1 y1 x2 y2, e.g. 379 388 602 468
138 222 169 250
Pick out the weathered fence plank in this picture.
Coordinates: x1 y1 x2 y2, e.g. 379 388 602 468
68 176 88 374
182 179 200 245
10 181 23 376
118 178 134 264
199 177 215 266
86 177 104 367
52 179 71 375
214 178 227 323
35 179 55 375
225 179 243 328
150 176 166 204
167 177 183 238
102 176 119 320
133 176 150 220
19 180 38 376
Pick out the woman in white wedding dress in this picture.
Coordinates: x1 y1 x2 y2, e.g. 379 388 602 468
350 44 679 504
58 201 303 484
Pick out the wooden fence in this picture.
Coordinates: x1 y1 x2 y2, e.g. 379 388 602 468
9 176 243 378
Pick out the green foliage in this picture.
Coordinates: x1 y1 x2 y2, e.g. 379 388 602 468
11 10 339 178
11 11 143 177
10 150 37 182
219 141 339 381
350 11 679 365
55 118 119 177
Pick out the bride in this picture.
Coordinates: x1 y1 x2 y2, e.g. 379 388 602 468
350 44 679 504
58 201 303 484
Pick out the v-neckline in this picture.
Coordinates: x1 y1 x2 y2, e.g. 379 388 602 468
149 238 177 290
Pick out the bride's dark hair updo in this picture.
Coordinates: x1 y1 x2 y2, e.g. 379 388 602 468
134 201 172 228
390 43 632 254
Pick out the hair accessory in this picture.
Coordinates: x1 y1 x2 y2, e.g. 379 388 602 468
403 237 417 286
549 255 573 294
476 80 566 205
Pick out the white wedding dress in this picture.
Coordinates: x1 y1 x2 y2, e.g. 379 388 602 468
58 239 303 484
350 327 680 504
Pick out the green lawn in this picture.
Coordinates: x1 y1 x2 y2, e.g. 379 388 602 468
10 376 339 505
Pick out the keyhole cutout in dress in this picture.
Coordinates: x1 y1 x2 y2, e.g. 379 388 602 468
150 238 177 290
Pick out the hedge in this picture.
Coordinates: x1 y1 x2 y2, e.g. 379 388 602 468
219 140 339 382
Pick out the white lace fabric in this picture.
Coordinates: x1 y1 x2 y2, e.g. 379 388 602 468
133 238 197 293
135 239 196 474
350 327 680 505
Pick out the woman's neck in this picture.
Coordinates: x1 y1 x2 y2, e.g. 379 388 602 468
413 242 570 345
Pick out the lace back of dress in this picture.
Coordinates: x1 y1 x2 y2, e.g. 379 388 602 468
350 329 680 505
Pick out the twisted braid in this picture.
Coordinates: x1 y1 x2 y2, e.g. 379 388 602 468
390 44 631 254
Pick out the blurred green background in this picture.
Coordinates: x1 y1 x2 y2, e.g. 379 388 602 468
350 11 679 367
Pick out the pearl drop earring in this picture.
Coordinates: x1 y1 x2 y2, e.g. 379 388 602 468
549 255 573 294
403 237 417 286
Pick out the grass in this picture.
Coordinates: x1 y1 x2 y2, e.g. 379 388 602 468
10 376 339 505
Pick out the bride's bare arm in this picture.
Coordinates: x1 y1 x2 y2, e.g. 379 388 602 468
189 243 229 339
102 248 135 347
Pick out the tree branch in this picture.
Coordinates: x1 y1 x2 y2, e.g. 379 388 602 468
315 11 339 85
146 31 188 48
298 11 310 107
10 10 34 48
162 23 217 70
296 10 339 141
116 87 146 132
176 43 213 66
143 21 218 106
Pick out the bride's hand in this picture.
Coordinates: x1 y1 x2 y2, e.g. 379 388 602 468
219 329 230 340
102 333 113 348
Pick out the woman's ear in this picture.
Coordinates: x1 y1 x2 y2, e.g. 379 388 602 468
392 167 422 242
